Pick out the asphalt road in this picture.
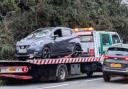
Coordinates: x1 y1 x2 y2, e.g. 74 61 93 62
0 73 128 89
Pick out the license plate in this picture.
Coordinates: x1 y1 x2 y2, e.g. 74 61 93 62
9 67 16 72
19 49 27 53
111 63 122 68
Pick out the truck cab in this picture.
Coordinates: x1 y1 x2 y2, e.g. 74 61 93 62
73 27 122 57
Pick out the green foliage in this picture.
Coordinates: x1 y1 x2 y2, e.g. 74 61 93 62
0 44 15 60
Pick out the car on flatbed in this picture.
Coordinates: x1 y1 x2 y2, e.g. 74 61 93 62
102 44 128 82
16 27 82 60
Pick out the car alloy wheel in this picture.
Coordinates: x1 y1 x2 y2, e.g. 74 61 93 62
72 46 81 57
42 47 51 59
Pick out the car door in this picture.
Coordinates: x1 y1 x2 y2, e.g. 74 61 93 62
52 29 65 54
61 28 74 52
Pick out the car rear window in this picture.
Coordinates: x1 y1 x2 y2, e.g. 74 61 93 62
107 47 128 56
79 35 93 42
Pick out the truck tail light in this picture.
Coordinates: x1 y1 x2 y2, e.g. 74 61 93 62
89 49 94 56
22 66 28 72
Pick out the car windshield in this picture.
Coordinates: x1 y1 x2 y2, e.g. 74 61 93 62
27 28 53 38
79 35 93 42
107 47 128 56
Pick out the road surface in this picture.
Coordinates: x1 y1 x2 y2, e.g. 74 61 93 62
0 73 128 89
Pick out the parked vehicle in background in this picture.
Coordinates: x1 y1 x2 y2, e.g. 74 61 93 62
16 27 82 60
103 44 128 82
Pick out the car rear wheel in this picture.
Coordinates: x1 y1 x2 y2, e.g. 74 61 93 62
72 45 82 57
42 46 51 59
103 73 111 82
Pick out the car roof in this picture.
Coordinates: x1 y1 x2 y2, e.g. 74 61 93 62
37 27 71 31
39 27 70 29
109 43 128 49
37 27 56 30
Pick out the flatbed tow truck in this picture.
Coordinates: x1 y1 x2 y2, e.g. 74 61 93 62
0 27 122 81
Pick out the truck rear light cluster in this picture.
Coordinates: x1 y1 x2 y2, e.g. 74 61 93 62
22 66 28 72
89 49 94 57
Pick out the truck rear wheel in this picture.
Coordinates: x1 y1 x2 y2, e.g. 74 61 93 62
56 64 68 82
86 72 93 78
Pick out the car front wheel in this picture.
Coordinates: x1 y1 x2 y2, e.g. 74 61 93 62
42 46 51 59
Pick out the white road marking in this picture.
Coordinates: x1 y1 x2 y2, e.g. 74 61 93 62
84 78 102 82
38 83 69 89
37 78 102 89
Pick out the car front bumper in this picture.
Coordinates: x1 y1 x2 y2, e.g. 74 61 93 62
16 49 42 58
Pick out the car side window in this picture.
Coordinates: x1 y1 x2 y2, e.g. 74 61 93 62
102 34 110 46
54 29 62 37
112 34 120 44
62 29 72 37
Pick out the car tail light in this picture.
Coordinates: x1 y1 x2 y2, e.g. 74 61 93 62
125 57 128 61
89 49 94 56
104 55 109 60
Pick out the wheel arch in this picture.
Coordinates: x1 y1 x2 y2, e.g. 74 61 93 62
74 43 82 51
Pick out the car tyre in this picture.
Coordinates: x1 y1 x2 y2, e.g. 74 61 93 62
103 73 111 82
42 46 51 59
72 45 82 57
56 64 68 82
